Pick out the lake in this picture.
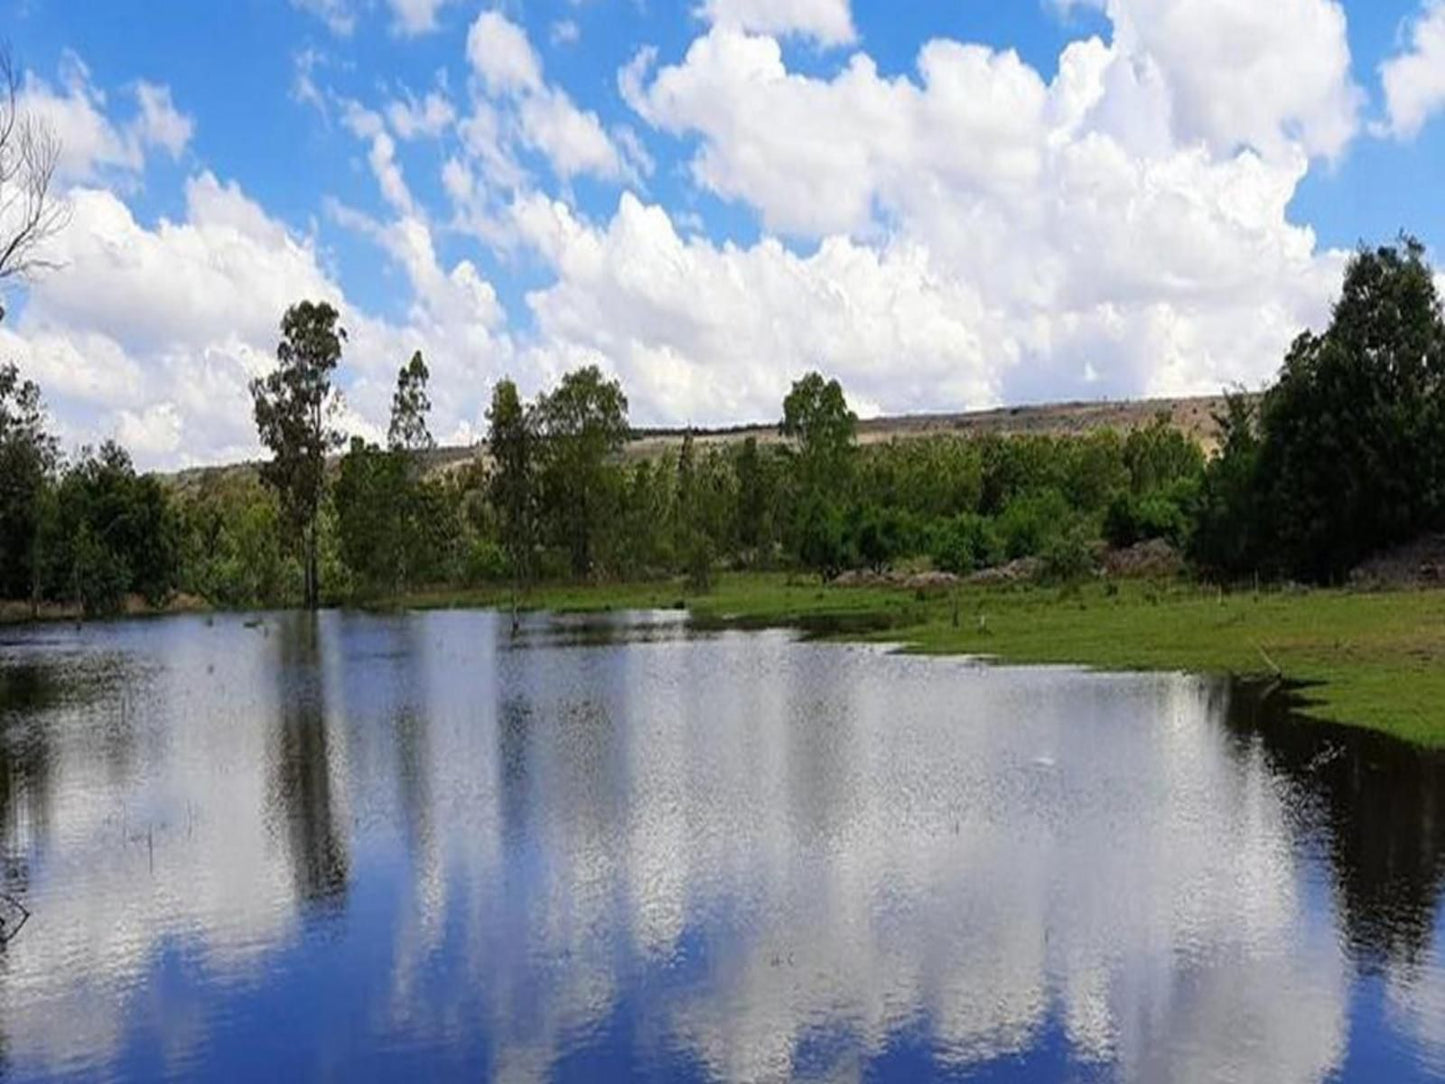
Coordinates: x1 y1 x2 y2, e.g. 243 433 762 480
0 610 1440 1082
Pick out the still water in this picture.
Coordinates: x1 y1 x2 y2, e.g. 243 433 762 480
0 610 1440 1082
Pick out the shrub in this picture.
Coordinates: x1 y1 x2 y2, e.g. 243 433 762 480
930 513 1004 574
997 489 1074 559
464 538 511 585
1040 523 1097 584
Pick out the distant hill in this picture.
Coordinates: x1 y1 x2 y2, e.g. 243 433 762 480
166 393 1247 489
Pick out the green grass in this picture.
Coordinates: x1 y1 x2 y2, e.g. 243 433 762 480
400 573 1445 748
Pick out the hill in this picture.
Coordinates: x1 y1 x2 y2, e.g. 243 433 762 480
167 393 1245 489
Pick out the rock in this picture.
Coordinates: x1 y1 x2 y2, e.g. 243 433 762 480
899 571 959 592
1102 539 1183 579
1351 534 1445 589
967 557 1042 585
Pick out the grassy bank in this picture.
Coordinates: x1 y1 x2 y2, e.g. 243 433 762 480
403 573 1445 748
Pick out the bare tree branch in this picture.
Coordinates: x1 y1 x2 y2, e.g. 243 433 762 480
0 44 69 323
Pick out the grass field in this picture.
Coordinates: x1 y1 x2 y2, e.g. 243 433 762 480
402 573 1445 748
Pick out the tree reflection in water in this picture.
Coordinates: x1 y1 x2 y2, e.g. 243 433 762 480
268 613 348 910
0 613 1433 1081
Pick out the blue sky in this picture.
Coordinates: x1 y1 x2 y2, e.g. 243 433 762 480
2 0 1444 466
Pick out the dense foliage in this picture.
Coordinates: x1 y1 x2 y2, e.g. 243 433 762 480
1194 238 1445 583
0 239 1439 617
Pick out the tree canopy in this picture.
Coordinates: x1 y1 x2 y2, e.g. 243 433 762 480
1193 237 1445 583
534 365 629 577
250 300 346 608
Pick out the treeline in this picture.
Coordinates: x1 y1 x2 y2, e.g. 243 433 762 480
0 366 176 616
0 236 1441 615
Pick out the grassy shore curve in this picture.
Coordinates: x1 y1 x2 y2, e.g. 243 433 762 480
402 573 1445 749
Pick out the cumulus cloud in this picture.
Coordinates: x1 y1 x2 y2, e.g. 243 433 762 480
467 11 544 97
0 1 1374 466
698 0 856 46
1094 0 1361 160
3 167 512 466
462 11 642 186
18 53 195 182
513 192 998 422
1380 0 1445 140
598 17 1347 418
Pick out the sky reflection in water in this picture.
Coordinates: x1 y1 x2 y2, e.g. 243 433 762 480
0 610 1439 1082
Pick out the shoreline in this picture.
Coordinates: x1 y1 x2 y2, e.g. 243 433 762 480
396 573 1445 750
4 574 1441 749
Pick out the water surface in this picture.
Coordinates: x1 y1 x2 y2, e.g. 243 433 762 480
0 610 1440 1082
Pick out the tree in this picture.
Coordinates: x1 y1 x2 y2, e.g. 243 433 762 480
388 350 434 453
0 47 67 322
534 366 629 578
487 378 537 587
333 437 406 596
175 472 293 608
251 301 346 609
1191 392 1264 577
0 364 56 608
334 354 447 597
1256 238 1445 581
781 371 857 497
44 442 177 616
1123 414 1204 495
781 372 857 576
673 431 719 589
733 436 772 562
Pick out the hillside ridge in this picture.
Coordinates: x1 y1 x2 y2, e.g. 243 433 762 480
169 393 1247 488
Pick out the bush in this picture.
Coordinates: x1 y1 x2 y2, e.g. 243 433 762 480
795 496 852 580
71 525 131 617
1040 523 1097 584
930 513 1003 574
997 489 1074 559
851 504 912 571
1104 483 1195 550
464 538 511 585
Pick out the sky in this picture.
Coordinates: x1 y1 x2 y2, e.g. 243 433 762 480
2 0 1445 468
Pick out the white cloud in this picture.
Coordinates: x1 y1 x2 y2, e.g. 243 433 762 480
1099 0 1361 161
3 168 514 467
385 89 456 140
116 402 184 458
588 8 1353 421
516 88 631 181
0 1 1372 466
18 53 195 182
132 82 194 158
290 0 356 36
467 11 544 96
387 0 452 36
550 19 581 46
514 192 1002 422
460 11 641 187
291 0 452 37
699 0 856 46
342 101 415 214
1380 0 1445 140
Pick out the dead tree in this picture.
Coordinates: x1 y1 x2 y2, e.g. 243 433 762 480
0 44 67 324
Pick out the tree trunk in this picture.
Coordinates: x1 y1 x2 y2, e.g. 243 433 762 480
28 541 39 621
305 521 320 610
